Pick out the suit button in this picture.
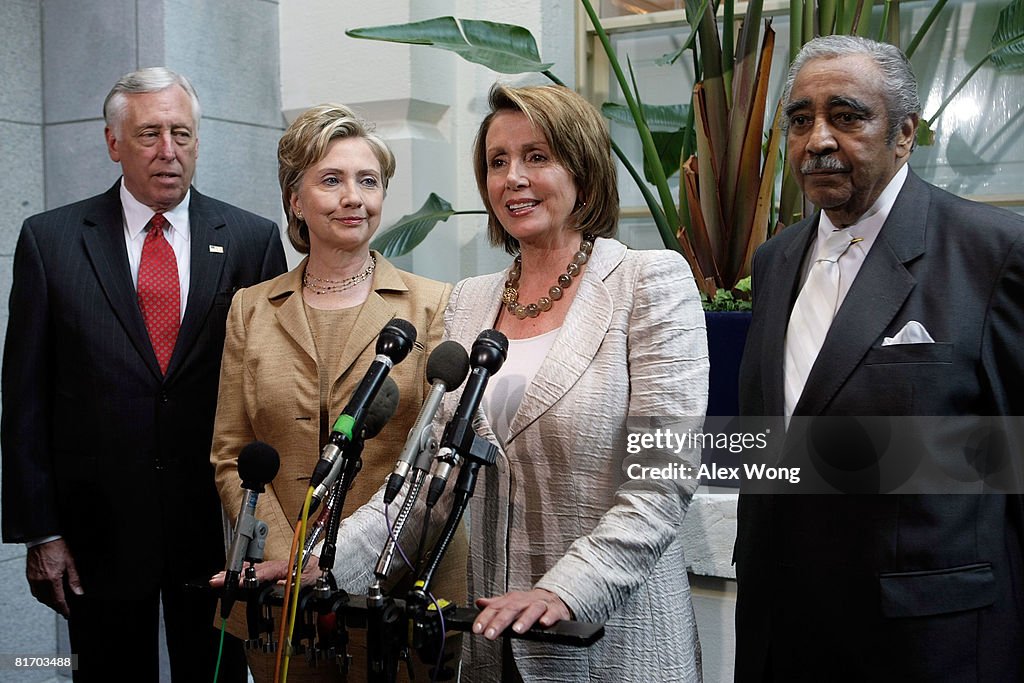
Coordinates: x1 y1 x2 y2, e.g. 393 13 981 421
160 392 169 403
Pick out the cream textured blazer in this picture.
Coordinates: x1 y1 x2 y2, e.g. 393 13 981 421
210 254 465 602
445 238 709 682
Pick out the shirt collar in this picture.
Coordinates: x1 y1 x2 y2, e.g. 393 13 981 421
120 178 191 242
817 163 908 256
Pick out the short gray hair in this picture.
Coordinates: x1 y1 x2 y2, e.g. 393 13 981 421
103 67 201 136
782 35 920 148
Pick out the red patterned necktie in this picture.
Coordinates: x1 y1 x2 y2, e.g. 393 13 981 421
137 213 180 374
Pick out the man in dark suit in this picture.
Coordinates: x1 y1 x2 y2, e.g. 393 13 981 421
1 67 287 681
735 36 1024 681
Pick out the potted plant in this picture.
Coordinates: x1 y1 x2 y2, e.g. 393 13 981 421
351 0 1024 418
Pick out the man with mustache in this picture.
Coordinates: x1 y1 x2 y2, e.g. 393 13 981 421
1 67 286 681
735 36 1024 680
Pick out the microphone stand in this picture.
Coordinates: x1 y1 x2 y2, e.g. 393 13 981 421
202 582 604 682
237 534 273 652
411 417 498 603
301 483 344 570
285 437 365 675
374 434 438 580
404 416 498 667
316 437 366 596
366 426 440 681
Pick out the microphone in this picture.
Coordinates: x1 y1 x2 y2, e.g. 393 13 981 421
383 341 470 504
308 319 416 490
221 441 280 618
426 329 508 506
308 376 400 515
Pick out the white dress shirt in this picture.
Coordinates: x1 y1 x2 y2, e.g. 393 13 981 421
482 326 561 447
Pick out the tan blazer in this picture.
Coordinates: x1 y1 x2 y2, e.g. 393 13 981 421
211 254 464 599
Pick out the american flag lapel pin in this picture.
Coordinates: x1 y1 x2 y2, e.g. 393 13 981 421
209 245 224 253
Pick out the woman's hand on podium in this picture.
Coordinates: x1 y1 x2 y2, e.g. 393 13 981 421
472 588 571 640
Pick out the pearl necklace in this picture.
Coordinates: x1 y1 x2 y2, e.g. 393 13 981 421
501 235 594 319
303 256 376 295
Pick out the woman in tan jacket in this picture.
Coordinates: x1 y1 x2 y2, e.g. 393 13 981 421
210 104 464 681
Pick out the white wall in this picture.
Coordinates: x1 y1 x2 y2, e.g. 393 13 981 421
279 0 577 282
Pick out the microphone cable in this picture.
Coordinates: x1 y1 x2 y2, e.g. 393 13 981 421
276 487 312 683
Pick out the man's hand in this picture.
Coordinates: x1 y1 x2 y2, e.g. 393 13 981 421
27 539 83 618
472 588 572 640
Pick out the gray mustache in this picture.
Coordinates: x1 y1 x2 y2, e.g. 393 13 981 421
800 155 850 173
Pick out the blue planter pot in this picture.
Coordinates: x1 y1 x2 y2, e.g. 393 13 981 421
705 310 752 417
702 310 752 486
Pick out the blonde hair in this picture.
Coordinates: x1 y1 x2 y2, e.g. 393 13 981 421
473 84 619 254
278 104 396 253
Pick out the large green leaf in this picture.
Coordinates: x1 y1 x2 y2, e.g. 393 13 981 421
992 0 1024 70
347 17 553 74
371 193 467 258
601 102 689 131
644 131 686 182
601 103 689 181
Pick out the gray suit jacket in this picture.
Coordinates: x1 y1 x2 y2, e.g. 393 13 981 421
735 170 1024 681
445 238 709 682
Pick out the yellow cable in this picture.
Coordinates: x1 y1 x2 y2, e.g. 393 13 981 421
281 486 313 683
274 500 306 683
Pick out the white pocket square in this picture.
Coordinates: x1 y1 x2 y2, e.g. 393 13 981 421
882 320 935 345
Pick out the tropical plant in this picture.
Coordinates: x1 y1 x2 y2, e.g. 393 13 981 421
348 14 681 257
352 0 1024 309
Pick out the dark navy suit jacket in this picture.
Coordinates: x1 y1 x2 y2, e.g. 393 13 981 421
1 181 287 598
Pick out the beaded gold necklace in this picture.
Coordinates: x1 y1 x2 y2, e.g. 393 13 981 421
501 235 594 319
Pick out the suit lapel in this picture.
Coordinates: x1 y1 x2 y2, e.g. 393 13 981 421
80 183 163 379
267 257 409 383
794 171 928 415
330 256 405 395
507 239 625 443
271 263 317 364
166 190 227 377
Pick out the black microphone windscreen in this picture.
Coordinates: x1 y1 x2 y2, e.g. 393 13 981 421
477 328 509 350
426 340 470 389
237 441 280 488
471 329 509 372
377 318 417 363
363 376 399 439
